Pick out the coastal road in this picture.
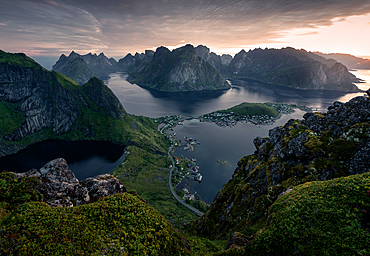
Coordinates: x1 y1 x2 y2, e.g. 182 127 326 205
167 145 205 216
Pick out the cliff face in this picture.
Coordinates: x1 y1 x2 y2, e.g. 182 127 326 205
0 50 126 156
194 45 232 72
52 51 119 84
128 44 230 92
196 95 370 239
227 47 359 91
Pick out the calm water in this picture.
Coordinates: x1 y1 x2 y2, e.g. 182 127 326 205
105 72 369 203
0 140 125 180
105 73 367 117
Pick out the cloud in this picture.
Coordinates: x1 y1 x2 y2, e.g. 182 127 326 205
1 0 370 56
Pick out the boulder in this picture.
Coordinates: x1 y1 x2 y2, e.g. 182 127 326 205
15 158 126 207
81 174 127 203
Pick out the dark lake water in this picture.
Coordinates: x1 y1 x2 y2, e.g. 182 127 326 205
0 140 126 180
104 72 369 203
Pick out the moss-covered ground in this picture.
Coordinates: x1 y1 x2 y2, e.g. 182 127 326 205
0 173 191 255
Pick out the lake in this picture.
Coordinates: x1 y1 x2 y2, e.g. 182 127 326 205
0 140 126 180
104 72 369 203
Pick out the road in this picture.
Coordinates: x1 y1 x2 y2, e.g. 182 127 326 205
167 143 205 216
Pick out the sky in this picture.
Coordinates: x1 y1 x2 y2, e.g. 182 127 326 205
1 0 370 62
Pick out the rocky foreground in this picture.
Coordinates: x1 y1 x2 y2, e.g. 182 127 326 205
1 158 191 255
14 158 127 207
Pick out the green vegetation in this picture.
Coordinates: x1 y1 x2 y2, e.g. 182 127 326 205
246 172 370 255
0 50 42 69
112 146 199 228
0 172 191 255
219 102 279 118
0 102 25 137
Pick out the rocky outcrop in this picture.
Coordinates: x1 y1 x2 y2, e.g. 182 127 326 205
52 51 119 84
197 95 370 239
81 174 127 203
129 44 230 92
226 47 359 91
15 158 126 207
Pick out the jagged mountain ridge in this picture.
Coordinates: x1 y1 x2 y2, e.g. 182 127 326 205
226 47 359 91
0 50 126 156
52 51 119 84
196 95 370 239
128 44 230 92
51 45 361 92
194 45 232 72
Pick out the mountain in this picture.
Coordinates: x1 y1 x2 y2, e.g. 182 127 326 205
0 50 169 157
194 45 232 72
196 95 370 242
313 51 370 70
226 47 359 91
128 44 230 92
118 50 154 73
52 51 119 84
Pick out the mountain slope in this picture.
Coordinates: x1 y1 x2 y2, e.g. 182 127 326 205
226 47 359 91
0 50 168 157
196 95 370 239
128 44 230 92
52 51 119 84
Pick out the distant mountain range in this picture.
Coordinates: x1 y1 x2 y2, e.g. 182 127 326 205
51 45 363 92
313 52 370 70
52 51 120 84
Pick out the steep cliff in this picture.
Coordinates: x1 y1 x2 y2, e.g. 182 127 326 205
0 50 128 156
196 95 370 239
128 44 230 92
52 51 119 84
195 45 232 72
227 47 359 91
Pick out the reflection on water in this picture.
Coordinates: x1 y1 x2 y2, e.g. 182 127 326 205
106 73 369 117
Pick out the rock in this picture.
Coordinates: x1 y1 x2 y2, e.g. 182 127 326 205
15 158 126 207
81 174 127 203
128 44 230 92
16 158 90 207
225 232 251 250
